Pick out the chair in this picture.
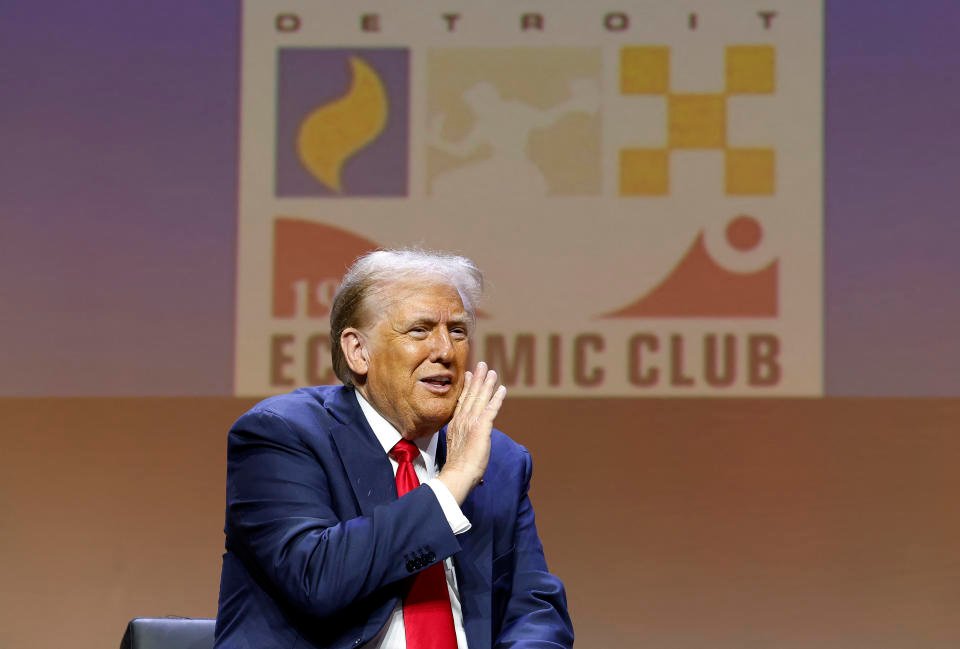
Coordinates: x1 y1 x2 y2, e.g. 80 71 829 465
119 617 215 649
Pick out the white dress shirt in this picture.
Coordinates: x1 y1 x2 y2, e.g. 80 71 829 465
355 391 471 649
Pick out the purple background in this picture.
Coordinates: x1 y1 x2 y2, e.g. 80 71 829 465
1 1 237 395
2 1 958 395
276 48 410 197
824 1 960 394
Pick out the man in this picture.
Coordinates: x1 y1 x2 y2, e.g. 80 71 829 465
214 250 573 649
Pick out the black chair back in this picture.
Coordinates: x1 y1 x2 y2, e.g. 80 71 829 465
119 617 215 649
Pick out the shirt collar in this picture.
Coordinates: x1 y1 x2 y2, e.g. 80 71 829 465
354 390 439 470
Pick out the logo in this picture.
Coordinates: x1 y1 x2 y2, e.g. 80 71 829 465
275 48 409 197
272 218 377 318
610 44 780 318
605 215 777 317
427 48 601 197
618 45 776 197
238 3 822 396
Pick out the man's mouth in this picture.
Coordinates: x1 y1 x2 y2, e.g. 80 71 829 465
420 375 454 393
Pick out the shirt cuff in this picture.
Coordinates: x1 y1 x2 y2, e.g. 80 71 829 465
426 478 472 534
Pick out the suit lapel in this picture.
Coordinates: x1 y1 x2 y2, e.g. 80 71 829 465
325 386 397 517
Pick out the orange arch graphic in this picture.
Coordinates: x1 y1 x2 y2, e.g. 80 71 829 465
603 232 777 318
272 218 379 318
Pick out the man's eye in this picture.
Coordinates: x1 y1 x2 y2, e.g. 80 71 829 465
450 327 468 339
409 327 428 337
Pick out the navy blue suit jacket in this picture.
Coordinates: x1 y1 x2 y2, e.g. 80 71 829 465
214 386 572 649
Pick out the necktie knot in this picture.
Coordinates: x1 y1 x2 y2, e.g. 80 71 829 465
391 438 420 465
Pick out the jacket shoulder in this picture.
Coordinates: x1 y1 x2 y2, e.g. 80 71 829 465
231 386 352 438
490 428 528 458
487 428 533 485
244 385 339 415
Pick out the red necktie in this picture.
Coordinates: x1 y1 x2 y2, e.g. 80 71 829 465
390 439 458 649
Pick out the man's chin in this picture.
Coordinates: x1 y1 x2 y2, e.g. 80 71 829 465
416 398 457 431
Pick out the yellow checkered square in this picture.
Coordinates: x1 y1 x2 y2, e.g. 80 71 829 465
668 94 726 148
725 148 775 195
620 148 669 196
726 46 775 94
620 46 670 95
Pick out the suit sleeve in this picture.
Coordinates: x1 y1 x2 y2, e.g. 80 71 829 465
494 448 574 649
224 409 461 620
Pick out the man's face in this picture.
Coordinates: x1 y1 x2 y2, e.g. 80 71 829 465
359 281 471 439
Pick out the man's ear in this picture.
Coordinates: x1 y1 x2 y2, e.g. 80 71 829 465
341 328 370 378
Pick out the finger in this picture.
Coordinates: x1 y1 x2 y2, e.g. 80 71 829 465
463 368 500 423
463 364 494 416
449 371 475 441
457 371 474 405
457 363 487 415
470 361 488 393
479 367 499 400
482 384 507 420
478 367 499 402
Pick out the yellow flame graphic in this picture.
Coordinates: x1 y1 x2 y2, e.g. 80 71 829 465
296 57 388 193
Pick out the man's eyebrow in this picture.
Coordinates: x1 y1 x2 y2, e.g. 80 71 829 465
402 312 471 325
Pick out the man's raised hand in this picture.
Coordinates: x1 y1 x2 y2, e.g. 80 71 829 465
439 361 507 505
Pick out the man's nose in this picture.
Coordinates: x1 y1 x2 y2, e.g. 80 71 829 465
429 329 454 362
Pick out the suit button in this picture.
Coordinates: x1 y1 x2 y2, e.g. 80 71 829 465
425 551 436 563
406 560 416 573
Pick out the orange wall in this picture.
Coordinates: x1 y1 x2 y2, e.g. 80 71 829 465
2 398 959 649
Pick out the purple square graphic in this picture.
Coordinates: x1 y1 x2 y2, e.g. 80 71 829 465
276 48 409 197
